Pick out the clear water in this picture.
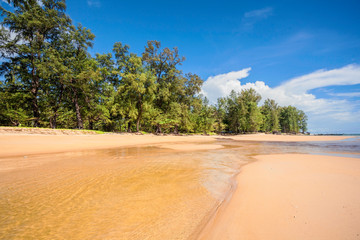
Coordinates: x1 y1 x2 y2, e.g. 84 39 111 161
0 141 264 240
261 137 360 158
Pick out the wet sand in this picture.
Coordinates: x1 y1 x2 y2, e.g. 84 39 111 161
1 132 359 239
199 154 360 240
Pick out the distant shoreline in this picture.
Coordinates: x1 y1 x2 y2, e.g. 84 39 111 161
1 126 358 137
314 133 360 136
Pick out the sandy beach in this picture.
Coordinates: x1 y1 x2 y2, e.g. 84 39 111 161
199 153 360 240
0 129 359 239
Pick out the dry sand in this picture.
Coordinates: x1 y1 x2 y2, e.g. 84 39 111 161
199 154 360 240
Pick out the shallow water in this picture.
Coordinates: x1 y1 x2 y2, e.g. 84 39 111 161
1 138 359 240
261 137 360 158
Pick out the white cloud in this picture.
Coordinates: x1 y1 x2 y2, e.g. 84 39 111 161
201 64 360 133
87 0 101 7
242 7 273 29
279 65 360 94
244 7 273 19
201 68 251 100
330 92 360 97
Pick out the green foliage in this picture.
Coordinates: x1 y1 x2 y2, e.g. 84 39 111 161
279 106 308 134
221 89 307 134
197 97 215 134
0 1 308 134
117 53 157 132
0 0 70 127
261 99 280 132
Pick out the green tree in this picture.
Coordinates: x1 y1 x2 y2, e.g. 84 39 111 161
0 77 31 126
214 97 226 133
279 106 306 134
142 40 185 133
261 99 280 132
195 97 215 134
240 88 262 132
95 52 120 131
0 0 70 127
64 24 99 129
225 90 246 133
39 32 72 128
118 54 156 132
298 110 308 133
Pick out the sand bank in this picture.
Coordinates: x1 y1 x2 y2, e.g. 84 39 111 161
199 153 360 240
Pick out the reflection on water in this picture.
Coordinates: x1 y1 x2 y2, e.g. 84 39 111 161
0 141 262 240
1 138 359 240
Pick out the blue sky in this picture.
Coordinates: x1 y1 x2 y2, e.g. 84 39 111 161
3 0 360 133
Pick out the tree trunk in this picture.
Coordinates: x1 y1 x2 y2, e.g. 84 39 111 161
50 84 64 129
50 114 57 129
136 118 140 132
73 89 83 129
136 98 143 132
173 124 179 134
31 79 40 127
32 97 40 127
156 123 162 134
31 52 40 127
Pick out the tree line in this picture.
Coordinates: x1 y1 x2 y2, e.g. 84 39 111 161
0 0 308 134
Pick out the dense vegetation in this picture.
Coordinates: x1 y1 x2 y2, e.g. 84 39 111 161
0 0 308 134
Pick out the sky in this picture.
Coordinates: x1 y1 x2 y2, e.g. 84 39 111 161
3 0 360 133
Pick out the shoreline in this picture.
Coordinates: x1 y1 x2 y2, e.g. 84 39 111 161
0 128 354 158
